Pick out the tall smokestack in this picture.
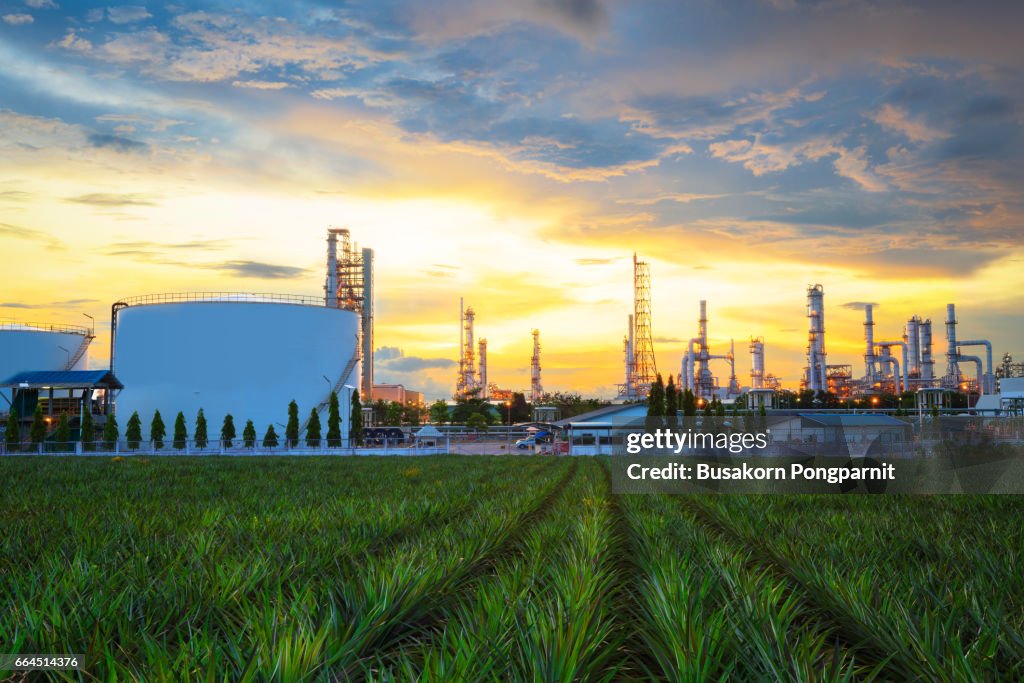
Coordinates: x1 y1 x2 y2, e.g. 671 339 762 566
360 247 374 399
945 303 959 384
864 304 875 384
920 319 934 382
478 338 488 399
325 230 338 307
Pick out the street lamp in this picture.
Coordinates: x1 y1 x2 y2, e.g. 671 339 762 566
505 400 511 426
82 313 94 334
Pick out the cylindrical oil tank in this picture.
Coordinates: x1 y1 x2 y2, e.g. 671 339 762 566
112 294 360 440
0 321 92 405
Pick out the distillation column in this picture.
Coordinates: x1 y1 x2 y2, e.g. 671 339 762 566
806 285 827 393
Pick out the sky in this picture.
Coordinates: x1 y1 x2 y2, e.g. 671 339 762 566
1 0 1022 400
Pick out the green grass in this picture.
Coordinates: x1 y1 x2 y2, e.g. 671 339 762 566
1 456 1023 681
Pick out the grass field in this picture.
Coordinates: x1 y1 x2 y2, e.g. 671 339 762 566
2 455 1023 681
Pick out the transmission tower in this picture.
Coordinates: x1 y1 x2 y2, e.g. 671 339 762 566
530 329 543 402
631 253 658 396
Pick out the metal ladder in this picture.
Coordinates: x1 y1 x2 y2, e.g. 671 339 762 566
63 333 95 370
300 346 360 435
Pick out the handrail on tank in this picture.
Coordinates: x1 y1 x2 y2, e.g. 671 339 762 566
113 292 324 307
0 319 92 336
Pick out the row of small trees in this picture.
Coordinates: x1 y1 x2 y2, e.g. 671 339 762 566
4 389 367 451
646 374 766 418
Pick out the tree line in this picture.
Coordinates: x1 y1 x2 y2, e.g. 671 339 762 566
4 389 367 452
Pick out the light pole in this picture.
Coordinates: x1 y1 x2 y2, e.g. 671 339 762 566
82 313 94 335
505 401 511 426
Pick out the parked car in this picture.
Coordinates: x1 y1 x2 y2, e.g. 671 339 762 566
515 431 551 449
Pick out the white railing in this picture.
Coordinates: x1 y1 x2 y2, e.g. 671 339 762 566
114 292 324 307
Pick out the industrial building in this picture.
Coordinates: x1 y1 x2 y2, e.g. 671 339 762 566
0 320 94 407
111 228 373 442
373 384 424 407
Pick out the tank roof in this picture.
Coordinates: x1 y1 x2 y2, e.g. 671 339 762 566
0 319 91 336
115 292 326 307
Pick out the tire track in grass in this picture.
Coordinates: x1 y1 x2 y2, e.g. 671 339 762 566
678 496 917 681
369 460 621 682
597 458 662 681
324 458 580 679
623 493 876 682
358 458 561 555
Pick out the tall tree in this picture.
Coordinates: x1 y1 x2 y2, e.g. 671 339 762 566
6 408 19 452
305 408 321 447
102 411 118 450
80 408 94 451
221 414 236 448
243 420 256 448
647 373 666 417
262 424 279 449
126 411 142 450
681 388 697 417
665 375 678 420
509 392 531 423
384 401 403 426
150 410 166 449
326 392 341 447
54 413 71 452
173 411 188 450
286 400 300 447
29 403 46 449
402 402 422 426
195 408 208 449
349 389 363 446
372 398 389 425
429 400 449 425
466 413 488 432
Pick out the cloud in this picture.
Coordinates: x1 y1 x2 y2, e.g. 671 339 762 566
619 193 724 206
87 132 149 152
232 80 291 90
0 222 62 249
869 104 947 143
0 190 31 201
832 146 887 192
106 6 151 24
206 260 309 279
0 298 100 309
67 193 156 206
53 30 92 52
89 11 384 83
575 257 617 265
709 136 886 191
2 13 33 24
375 346 456 371
375 346 403 361
26 0 56 8
841 301 879 311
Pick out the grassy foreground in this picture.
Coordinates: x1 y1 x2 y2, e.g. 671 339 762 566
1 456 1023 681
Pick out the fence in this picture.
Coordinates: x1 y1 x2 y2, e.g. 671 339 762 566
0 439 445 457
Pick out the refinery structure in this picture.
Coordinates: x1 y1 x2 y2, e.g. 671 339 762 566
108 228 374 439
2 229 1024 452
454 300 544 403
605 254 1018 411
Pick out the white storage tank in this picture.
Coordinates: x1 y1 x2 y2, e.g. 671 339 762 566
112 293 360 441
0 320 92 406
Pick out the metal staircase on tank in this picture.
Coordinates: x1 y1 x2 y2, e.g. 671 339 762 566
63 333 95 370
300 343 361 435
